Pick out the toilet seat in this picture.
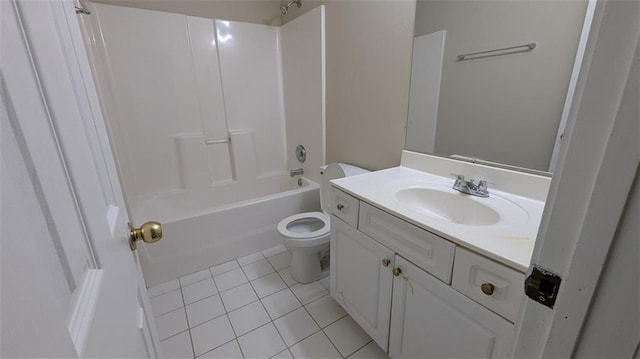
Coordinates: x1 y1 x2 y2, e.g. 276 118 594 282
277 212 330 247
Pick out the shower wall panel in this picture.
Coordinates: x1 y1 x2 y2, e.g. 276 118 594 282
185 16 233 185
86 4 287 210
281 6 326 184
215 20 287 179
91 4 202 198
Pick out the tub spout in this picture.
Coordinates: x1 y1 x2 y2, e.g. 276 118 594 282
290 168 304 177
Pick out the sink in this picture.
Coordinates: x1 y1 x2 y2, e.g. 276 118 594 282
395 188 500 226
392 181 528 227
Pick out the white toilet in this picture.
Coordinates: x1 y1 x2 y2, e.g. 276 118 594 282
277 163 369 283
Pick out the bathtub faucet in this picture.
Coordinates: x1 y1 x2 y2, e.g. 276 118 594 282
290 168 304 177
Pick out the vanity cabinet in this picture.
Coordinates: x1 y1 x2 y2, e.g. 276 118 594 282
330 217 394 349
389 256 513 358
358 202 455 283
330 188 518 358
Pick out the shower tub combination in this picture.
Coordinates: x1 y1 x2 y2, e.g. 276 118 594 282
136 176 320 287
80 3 326 287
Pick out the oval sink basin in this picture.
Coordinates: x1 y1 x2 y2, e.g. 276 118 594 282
395 188 500 226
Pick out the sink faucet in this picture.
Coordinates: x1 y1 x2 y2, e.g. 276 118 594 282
452 175 489 197
290 168 304 177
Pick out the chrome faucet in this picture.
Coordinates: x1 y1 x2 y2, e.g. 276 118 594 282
452 174 489 197
290 168 304 177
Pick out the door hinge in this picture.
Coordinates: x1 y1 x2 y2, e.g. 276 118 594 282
525 264 561 309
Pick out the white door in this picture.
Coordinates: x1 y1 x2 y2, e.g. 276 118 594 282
388 256 513 359
1 0 160 357
330 217 395 351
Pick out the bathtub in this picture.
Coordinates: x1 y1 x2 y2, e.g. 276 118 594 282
136 176 320 287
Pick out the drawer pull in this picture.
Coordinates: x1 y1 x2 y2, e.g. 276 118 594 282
336 204 344 211
481 283 495 296
381 259 391 267
393 267 402 277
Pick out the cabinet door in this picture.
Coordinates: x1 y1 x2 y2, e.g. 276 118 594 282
389 256 514 359
330 216 395 351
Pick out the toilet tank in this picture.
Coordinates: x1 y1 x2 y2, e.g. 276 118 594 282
320 163 369 213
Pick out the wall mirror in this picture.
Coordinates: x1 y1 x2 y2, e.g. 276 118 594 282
405 0 594 172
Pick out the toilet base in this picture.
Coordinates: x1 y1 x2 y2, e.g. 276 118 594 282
288 245 330 284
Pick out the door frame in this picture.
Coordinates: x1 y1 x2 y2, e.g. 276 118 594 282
512 0 640 356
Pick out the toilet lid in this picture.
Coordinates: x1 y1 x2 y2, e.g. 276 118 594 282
277 212 330 240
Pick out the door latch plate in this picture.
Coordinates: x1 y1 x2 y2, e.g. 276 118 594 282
525 265 561 309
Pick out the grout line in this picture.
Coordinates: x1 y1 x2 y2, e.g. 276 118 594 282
158 327 191 344
177 279 197 359
184 291 221 309
321 326 347 359
291 287 343 355
263 299 302 321
150 293 184 317
180 275 214 290
153 249 361 359
240 259 291 352
344 339 374 359
155 305 186 320
224 315 244 358
208 259 242 277
215 280 251 295
311 296 349 358
194 338 237 358
209 269 222 297
192 318 241 358
270 348 293 359
282 325 323 350
147 281 181 298
187 311 229 331
237 252 266 266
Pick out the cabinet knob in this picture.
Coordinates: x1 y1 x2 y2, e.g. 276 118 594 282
381 259 391 267
481 283 495 296
336 204 344 211
392 267 402 277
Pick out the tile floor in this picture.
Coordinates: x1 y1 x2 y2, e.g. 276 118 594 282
147 245 389 359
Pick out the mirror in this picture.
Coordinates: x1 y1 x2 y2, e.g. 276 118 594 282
406 0 591 172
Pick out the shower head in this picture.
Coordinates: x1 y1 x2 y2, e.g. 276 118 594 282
280 0 302 15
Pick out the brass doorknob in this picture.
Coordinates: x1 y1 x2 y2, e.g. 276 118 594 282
129 221 162 250
392 267 402 277
480 283 495 296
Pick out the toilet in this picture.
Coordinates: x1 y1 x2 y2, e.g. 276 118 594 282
277 163 369 283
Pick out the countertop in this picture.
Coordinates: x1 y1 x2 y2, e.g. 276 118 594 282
331 166 547 272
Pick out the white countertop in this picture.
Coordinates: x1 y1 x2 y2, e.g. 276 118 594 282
331 160 549 272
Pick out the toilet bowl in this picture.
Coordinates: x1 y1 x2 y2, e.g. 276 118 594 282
277 163 368 283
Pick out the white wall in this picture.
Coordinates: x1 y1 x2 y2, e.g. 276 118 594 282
415 0 588 170
324 1 415 170
284 1 416 171
93 0 283 26
281 6 326 184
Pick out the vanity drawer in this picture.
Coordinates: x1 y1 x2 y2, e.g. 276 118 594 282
331 188 360 227
358 202 455 283
452 248 524 323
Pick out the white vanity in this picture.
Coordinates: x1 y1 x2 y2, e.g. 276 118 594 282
328 151 551 358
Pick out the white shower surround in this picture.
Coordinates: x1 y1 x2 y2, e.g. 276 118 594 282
83 4 326 285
